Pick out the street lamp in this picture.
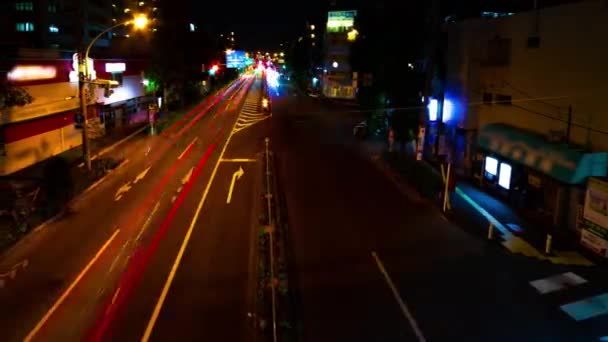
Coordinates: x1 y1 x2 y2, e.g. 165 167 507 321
79 14 148 170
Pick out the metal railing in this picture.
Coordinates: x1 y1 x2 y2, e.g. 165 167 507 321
264 137 278 342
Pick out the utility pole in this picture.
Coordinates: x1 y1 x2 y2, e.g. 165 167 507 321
78 0 92 170
79 52 92 170
420 0 441 160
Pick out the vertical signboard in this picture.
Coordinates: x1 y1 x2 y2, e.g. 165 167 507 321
580 177 608 258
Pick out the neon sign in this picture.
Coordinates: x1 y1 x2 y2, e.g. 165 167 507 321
7 65 57 82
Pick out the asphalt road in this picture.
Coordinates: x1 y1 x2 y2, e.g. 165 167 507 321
0 75 256 342
269 86 603 341
2 77 605 342
90 76 271 341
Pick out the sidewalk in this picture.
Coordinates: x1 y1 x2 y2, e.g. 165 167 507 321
0 122 148 252
357 137 600 266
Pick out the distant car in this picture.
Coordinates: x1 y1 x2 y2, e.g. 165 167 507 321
262 96 271 114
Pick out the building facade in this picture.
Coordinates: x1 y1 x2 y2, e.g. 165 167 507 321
321 10 358 99
441 0 608 234
0 0 114 50
1 51 150 175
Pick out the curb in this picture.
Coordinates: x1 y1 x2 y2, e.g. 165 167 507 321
78 125 148 168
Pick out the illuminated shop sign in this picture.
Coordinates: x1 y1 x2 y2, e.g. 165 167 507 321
105 63 126 73
7 65 57 81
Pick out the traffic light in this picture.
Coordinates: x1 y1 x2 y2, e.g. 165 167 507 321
209 65 219 76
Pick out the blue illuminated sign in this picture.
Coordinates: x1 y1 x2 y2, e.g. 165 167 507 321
226 50 246 68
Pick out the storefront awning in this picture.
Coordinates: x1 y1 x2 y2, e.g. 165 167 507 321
478 123 608 184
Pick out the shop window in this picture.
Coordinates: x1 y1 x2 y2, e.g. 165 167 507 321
485 156 498 178
483 93 493 105
495 94 512 106
498 162 512 189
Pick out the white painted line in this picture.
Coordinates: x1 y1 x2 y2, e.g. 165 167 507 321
136 202 161 241
371 251 426 342
560 292 608 321
141 79 247 342
220 158 257 162
177 137 198 160
530 272 587 295
78 125 148 167
24 229 120 342
455 187 509 235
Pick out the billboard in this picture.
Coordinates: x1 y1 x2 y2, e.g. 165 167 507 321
226 50 246 68
327 10 356 32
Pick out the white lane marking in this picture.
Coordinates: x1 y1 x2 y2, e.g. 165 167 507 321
24 229 121 342
136 202 161 242
177 137 198 160
530 272 587 295
371 251 427 342
141 78 254 342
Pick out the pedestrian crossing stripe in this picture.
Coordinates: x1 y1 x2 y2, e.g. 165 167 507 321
560 292 608 321
529 272 587 294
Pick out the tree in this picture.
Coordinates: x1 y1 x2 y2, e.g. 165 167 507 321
0 81 33 109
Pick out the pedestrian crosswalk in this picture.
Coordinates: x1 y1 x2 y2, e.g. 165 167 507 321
529 271 608 337
233 84 270 134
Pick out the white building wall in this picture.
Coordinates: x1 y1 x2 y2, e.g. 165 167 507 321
445 0 608 151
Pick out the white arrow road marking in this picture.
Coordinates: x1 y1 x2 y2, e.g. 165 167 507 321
181 167 194 185
114 182 132 201
226 166 244 204
133 166 151 184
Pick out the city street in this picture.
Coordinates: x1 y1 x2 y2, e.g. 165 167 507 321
1 78 606 342
268 86 608 341
0 75 257 342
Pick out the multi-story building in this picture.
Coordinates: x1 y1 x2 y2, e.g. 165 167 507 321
0 0 113 50
0 0 158 175
1 52 151 175
321 9 358 99
440 0 608 235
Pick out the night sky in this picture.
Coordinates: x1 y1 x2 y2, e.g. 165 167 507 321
192 0 331 50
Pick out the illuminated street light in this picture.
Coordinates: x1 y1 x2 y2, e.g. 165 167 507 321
280 52 284 57
133 15 148 29
79 14 149 171
332 61 339 68
310 24 315 30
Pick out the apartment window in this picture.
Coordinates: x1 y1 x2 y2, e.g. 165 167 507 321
483 93 493 105
495 94 512 105
48 4 57 12
15 2 33 11
49 25 59 33
527 36 540 48
16 22 35 32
